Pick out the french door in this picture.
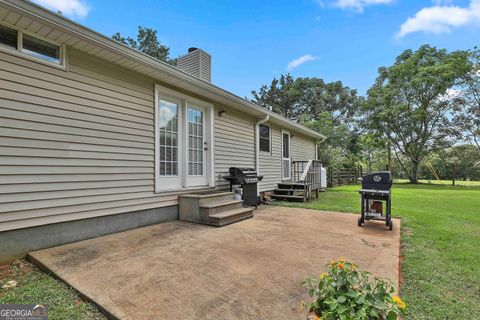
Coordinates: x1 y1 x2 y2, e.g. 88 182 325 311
282 130 291 180
155 86 211 192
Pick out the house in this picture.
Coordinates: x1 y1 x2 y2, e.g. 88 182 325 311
0 0 325 262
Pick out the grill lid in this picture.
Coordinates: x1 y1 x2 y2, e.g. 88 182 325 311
224 167 263 185
361 171 392 191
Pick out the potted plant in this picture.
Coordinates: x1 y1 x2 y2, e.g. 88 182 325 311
301 258 406 320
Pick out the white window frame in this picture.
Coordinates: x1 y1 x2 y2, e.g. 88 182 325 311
154 84 215 193
0 21 67 70
281 129 291 180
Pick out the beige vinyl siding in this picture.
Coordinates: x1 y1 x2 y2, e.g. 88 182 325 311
0 41 318 232
214 106 255 190
0 48 182 232
292 133 316 161
177 49 212 83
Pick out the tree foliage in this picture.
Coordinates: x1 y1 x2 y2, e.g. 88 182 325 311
250 74 302 119
454 49 480 150
112 26 176 65
363 45 471 183
251 74 362 169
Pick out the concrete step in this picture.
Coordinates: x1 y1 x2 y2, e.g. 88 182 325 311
271 194 305 202
179 191 234 205
208 207 254 227
200 199 244 216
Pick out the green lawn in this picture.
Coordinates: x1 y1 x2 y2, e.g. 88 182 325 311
0 260 105 320
394 179 480 187
276 183 480 319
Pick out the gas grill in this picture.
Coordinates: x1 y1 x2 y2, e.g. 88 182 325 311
223 167 263 207
358 171 393 230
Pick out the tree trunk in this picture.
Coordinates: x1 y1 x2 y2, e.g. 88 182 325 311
409 160 419 184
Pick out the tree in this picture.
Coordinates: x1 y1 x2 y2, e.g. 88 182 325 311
251 75 363 169
250 74 303 119
295 78 360 125
454 49 480 150
112 27 176 65
364 45 471 183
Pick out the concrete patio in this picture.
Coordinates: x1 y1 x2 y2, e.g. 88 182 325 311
29 206 400 320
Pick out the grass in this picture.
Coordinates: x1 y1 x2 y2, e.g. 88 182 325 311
276 182 480 319
0 260 106 320
394 179 480 187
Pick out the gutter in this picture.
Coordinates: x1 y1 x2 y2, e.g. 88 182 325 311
255 114 270 178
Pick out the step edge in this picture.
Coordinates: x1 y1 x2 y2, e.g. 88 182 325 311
200 199 243 209
179 191 233 199
209 207 254 219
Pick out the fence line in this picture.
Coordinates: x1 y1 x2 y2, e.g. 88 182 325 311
327 167 360 187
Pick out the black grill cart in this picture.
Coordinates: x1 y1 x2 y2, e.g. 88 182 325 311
358 171 393 230
223 167 263 207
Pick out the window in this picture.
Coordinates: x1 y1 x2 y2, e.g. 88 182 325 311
0 23 64 67
259 124 270 152
0 25 17 49
22 34 60 63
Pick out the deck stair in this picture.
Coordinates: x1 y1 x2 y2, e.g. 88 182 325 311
271 182 307 202
271 160 323 202
179 191 253 226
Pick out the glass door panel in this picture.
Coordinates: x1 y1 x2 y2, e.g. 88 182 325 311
187 105 207 186
156 98 182 190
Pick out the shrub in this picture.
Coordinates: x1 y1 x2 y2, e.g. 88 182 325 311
301 258 406 320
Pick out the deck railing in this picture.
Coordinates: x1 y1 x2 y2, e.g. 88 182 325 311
292 160 322 201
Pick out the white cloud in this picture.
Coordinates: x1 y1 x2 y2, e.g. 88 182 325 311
440 88 462 101
432 0 453 5
397 0 480 38
319 0 394 12
286 55 317 71
32 0 90 19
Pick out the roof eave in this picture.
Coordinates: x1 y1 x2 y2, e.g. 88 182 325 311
1 0 326 141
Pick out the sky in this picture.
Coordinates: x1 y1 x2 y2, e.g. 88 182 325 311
33 0 479 98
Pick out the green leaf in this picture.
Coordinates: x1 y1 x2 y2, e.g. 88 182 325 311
386 310 398 320
337 305 347 314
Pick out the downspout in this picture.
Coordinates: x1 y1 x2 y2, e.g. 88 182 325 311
255 114 270 179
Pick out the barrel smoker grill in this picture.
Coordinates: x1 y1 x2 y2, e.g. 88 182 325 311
223 167 263 207
358 171 393 230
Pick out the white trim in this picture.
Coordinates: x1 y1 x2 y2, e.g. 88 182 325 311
208 106 215 187
0 20 66 70
154 84 214 193
154 87 183 192
281 130 291 181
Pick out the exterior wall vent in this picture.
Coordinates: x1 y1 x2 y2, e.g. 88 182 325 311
177 47 212 83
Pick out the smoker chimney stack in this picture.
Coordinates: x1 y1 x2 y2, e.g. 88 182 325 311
177 47 212 83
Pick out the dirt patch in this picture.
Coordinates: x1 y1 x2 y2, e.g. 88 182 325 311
51 247 100 268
